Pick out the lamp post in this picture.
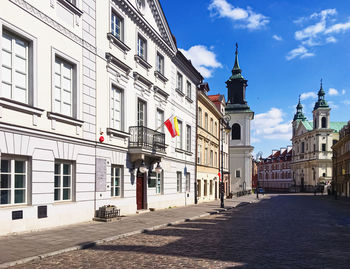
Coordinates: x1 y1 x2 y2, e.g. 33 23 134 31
220 115 231 208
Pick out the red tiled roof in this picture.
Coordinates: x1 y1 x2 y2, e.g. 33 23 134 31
208 94 221 102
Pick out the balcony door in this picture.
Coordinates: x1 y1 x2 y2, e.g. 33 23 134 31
137 99 147 126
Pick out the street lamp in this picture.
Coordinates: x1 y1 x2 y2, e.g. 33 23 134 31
220 114 231 208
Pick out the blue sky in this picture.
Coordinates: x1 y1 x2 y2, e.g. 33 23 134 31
161 0 350 158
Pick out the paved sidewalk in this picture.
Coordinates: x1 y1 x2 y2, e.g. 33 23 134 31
0 195 265 268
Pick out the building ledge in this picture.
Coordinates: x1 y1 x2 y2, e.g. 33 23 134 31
107 128 130 138
134 55 152 70
154 86 169 99
106 53 132 75
175 88 185 97
133 72 153 88
0 97 44 116
154 71 168 82
107 33 131 53
185 96 193 103
57 0 83 16
47 112 84 127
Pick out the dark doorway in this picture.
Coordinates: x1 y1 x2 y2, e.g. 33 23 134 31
137 172 146 210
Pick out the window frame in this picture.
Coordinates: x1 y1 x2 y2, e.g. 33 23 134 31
186 124 191 152
110 84 124 131
111 10 124 41
0 156 29 206
156 171 163 194
198 107 202 127
186 81 191 99
177 119 183 149
197 144 202 164
204 113 208 130
137 34 147 60
177 171 182 193
111 165 123 198
51 48 80 119
137 98 147 126
156 52 164 75
186 173 190 192
54 160 74 202
235 170 241 178
176 72 183 92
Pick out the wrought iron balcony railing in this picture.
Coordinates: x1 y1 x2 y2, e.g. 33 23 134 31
129 126 166 153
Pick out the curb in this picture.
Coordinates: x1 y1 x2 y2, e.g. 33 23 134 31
0 206 239 268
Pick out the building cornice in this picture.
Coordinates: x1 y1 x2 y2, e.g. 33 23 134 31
198 91 222 119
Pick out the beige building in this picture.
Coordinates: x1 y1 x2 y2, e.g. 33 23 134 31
291 84 346 192
196 83 221 202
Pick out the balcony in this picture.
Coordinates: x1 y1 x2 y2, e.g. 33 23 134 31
129 126 166 155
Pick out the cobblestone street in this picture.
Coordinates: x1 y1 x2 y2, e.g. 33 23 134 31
10 194 350 268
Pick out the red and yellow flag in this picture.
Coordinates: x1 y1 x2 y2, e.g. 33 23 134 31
164 116 180 138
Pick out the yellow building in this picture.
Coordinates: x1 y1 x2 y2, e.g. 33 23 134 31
196 83 222 202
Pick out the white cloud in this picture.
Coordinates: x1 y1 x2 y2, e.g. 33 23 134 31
343 100 350 105
251 108 292 141
272 34 283 41
208 0 269 30
286 46 315 60
328 101 339 109
342 89 346 95
329 88 339 96
179 45 222 78
326 36 337 43
300 91 317 100
324 20 350 34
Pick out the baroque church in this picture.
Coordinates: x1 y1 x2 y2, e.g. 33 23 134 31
291 82 347 191
226 44 254 194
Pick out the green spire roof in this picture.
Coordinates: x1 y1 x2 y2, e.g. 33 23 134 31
314 79 329 110
228 43 244 81
294 95 307 121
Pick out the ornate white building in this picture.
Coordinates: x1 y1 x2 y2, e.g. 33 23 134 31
291 83 346 192
225 45 254 194
0 0 201 236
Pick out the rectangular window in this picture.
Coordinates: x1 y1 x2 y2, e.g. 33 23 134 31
198 107 202 127
156 52 164 74
210 118 213 133
186 173 190 192
204 180 208 196
177 120 183 149
205 113 208 130
156 172 162 194
214 122 218 137
210 150 213 166
235 170 241 178
301 142 305 153
177 72 183 92
204 148 208 165
54 161 73 201
111 166 122 197
156 109 164 133
186 125 191 152
186 81 191 98
0 157 28 205
210 180 213 195
111 86 123 131
197 144 202 164
54 57 74 117
197 180 201 197
177 172 182 193
137 35 147 60
1 31 29 104
137 99 147 126
215 152 218 167
322 144 326 152
111 12 123 40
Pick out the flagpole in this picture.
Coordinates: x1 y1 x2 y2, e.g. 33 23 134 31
155 114 174 132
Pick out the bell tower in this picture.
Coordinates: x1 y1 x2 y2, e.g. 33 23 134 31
313 80 330 129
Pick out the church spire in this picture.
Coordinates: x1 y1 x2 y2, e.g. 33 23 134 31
233 43 241 72
294 95 306 121
314 79 329 110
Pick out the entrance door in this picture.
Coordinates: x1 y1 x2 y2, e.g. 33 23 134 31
137 174 144 210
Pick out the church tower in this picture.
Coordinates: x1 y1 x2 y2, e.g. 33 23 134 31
292 96 307 137
225 44 254 193
313 80 330 130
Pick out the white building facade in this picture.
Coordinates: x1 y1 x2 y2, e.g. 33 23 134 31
225 45 254 194
0 0 201 236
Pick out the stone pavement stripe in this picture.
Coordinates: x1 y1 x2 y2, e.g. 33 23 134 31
0 195 262 269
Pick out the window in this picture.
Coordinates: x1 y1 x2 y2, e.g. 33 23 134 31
215 152 218 167
156 109 164 133
232 123 241 140
156 172 162 194
0 157 28 205
186 125 191 152
210 150 213 166
177 120 183 149
204 113 208 130
301 142 305 153
177 172 182 193
322 144 326 152
186 81 191 98
66 0 77 5
214 122 218 137
197 180 201 197
111 12 123 40
156 52 164 74
1 30 30 104
197 144 202 164
204 148 208 165
321 117 327 128
177 72 183 92
235 170 241 178
54 161 73 201
204 180 208 196
111 166 122 197
186 173 190 192
54 57 75 117
210 180 213 195
137 35 147 60
137 99 147 126
210 118 213 133
198 107 202 127
111 86 123 131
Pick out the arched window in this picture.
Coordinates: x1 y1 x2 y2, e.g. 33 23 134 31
321 117 327 128
232 123 241 140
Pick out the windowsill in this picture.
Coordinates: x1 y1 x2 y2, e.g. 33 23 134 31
134 55 152 70
175 148 186 153
57 0 83 16
0 97 44 116
107 128 130 138
47 112 84 127
0 204 30 210
175 88 185 97
154 71 168 82
185 96 193 103
107 33 131 52
185 151 193 156
53 200 75 205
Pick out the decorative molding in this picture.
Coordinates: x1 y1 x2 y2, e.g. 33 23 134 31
47 112 84 127
57 0 83 16
154 70 168 82
106 52 132 75
9 0 95 52
107 33 131 53
133 71 153 89
185 96 194 103
0 97 44 116
134 55 152 70
107 128 130 138
176 88 185 97
153 86 169 99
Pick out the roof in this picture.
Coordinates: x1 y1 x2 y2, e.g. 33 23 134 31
330 122 347 132
302 121 313 131
208 94 222 102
